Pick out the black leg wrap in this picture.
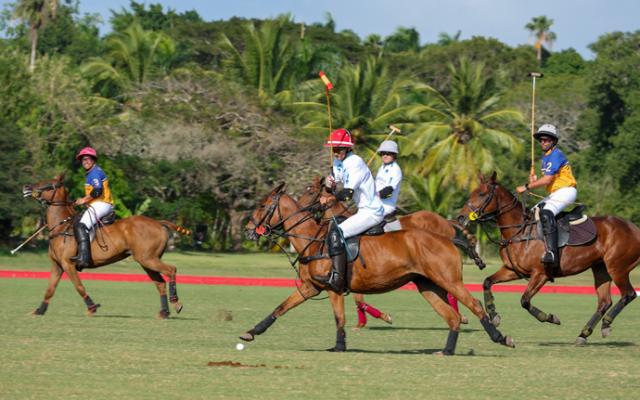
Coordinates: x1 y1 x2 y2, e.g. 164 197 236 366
331 328 346 352
252 314 277 335
83 295 100 313
602 294 636 328
480 316 504 343
443 330 459 355
160 295 169 312
34 301 49 315
580 312 604 338
169 280 178 303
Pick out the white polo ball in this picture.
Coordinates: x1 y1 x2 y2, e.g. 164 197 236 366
235 343 245 351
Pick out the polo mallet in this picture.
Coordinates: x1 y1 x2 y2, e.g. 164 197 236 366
319 71 334 169
10 224 47 255
528 72 543 177
366 125 402 166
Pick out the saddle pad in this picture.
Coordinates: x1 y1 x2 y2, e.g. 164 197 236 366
567 218 597 246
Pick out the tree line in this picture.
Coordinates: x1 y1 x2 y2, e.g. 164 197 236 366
1 0 639 251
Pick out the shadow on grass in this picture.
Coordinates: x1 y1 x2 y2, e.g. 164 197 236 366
367 326 480 333
302 348 501 357
538 341 636 348
92 315 201 321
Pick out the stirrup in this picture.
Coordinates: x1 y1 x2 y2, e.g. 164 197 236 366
313 272 344 293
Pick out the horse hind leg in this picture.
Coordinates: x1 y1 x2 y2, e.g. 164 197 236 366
415 278 461 355
575 263 612 346
601 270 637 338
142 267 170 319
138 256 182 315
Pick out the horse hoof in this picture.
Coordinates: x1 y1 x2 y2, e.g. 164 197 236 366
548 314 561 325
32 309 45 316
601 327 611 338
460 315 469 325
381 313 392 325
575 337 587 346
434 350 454 356
503 336 516 348
239 332 255 342
158 310 170 319
174 302 183 314
491 314 501 327
86 304 101 316
326 346 346 352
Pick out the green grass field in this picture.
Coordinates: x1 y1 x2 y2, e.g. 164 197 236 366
1 251 640 399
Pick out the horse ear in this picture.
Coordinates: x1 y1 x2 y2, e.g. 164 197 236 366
55 172 66 183
477 172 485 183
489 171 497 183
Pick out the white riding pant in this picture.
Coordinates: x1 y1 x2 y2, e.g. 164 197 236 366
338 208 384 238
536 187 577 216
79 201 114 229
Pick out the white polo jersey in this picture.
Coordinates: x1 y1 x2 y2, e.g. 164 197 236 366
375 161 403 216
332 153 384 215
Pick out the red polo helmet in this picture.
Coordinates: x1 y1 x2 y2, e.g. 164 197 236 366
324 128 354 148
75 147 98 160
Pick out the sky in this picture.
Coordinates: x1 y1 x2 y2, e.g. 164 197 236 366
5 0 640 59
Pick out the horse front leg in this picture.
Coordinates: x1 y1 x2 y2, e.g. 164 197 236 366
63 262 101 316
483 266 520 326
520 272 561 325
239 282 320 342
327 291 347 352
33 262 64 315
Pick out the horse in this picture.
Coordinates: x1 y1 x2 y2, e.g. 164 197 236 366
240 183 515 355
457 172 640 345
22 175 191 319
296 176 482 325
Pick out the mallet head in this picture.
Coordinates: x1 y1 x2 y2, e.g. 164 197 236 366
528 72 543 78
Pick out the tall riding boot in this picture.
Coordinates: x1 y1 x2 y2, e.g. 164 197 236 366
314 224 347 293
540 209 559 279
70 224 91 271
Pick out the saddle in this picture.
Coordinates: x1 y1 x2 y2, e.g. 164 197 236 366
536 205 597 247
331 216 389 263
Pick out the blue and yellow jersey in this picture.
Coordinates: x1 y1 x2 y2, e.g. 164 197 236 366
84 165 113 204
540 147 576 193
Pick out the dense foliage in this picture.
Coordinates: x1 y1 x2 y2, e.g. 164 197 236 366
1 0 639 250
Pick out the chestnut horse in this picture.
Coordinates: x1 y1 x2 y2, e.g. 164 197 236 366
240 183 515 355
457 173 640 345
22 175 190 318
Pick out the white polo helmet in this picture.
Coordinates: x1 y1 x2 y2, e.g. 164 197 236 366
377 140 399 154
533 124 559 141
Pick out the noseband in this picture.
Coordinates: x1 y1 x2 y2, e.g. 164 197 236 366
465 183 519 222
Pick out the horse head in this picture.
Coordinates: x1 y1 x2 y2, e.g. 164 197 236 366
245 182 287 240
23 173 69 206
457 172 515 226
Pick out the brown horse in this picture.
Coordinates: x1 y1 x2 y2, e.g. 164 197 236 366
298 176 485 269
22 175 190 318
457 173 640 345
240 183 515 355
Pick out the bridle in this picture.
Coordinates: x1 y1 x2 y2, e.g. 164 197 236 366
26 181 73 208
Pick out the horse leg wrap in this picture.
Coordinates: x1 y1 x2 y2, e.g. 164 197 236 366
169 280 178 303
602 294 636 329
529 305 550 323
334 328 346 351
34 301 49 315
160 295 169 313
443 330 459 355
83 295 100 313
483 280 497 317
580 311 605 338
480 316 505 343
251 314 277 336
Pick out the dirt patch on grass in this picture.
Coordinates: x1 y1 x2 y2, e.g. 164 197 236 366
207 361 304 369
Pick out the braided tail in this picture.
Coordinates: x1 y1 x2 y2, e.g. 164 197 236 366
159 221 192 236
448 221 486 270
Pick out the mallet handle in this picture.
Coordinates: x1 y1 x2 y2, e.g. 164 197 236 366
10 224 48 255
367 125 402 166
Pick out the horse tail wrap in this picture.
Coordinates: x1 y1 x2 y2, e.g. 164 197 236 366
159 221 192 236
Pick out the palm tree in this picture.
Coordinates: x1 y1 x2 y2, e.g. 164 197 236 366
437 30 462 46
219 15 299 103
525 16 557 63
384 27 420 53
406 57 523 190
292 56 417 160
81 21 175 97
13 0 58 72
